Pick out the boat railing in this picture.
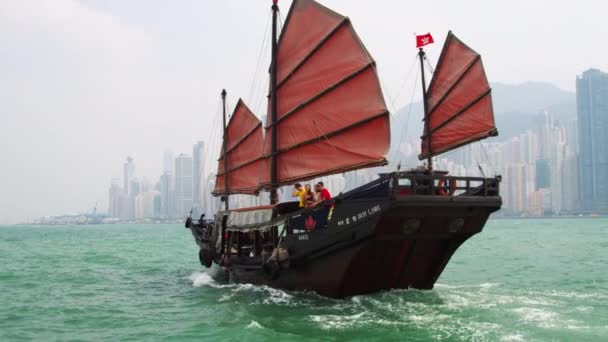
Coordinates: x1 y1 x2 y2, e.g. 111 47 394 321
392 172 500 197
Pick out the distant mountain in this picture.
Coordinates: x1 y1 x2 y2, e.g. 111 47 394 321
491 81 576 119
390 81 576 147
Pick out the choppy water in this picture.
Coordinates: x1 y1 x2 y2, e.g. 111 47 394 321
1 219 607 341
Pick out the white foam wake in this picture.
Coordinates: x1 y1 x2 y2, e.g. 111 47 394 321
246 321 263 329
189 271 216 288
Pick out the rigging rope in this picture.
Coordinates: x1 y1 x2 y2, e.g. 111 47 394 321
479 141 497 176
247 10 272 109
387 60 419 168
278 8 284 33
203 98 224 194
388 53 420 111
424 53 435 75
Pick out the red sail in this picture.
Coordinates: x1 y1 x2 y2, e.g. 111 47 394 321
214 99 264 195
420 31 497 159
259 0 390 187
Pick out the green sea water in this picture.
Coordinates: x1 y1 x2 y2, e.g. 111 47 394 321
1 218 607 341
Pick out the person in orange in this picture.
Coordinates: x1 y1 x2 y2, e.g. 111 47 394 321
291 183 307 208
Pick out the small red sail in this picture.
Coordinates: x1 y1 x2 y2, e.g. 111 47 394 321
259 0 390 187
419 31 497 160
213 99 264 195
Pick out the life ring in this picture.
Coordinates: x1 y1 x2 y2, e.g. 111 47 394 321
438 177 457 196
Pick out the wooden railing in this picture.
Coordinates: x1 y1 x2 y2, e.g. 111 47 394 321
392 172 501 197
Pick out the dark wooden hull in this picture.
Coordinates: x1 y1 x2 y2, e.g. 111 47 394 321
189 181 501 298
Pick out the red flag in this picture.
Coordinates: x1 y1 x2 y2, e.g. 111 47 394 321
416 33 434 48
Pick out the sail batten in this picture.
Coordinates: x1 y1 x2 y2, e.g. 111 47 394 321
427 55 480 116
259 0 390 188
213 99 264 196
420 31 497 159
272 110 388 155
267 62 374 128
276 18 350 90
222 122 262 156
427 88 492 136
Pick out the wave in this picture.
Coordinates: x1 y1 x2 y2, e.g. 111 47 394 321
188 271 297 305
189 271 218 288
246 320 263 329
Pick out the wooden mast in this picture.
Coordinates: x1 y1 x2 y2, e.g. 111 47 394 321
269 0 279 204
221 88 229 210
419 48 432 171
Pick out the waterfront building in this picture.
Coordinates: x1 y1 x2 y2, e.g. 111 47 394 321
123 157 135 195
192 141 205 218
577 68 608 213
159 172 175 219
175 154 194 218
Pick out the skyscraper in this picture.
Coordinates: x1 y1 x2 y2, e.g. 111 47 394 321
175 154 194 217
576 68 608 213
123 157 135 195
192 141 205 217
162 150 174 174
108 178 122 218
159 171 175 219
535 159 551 190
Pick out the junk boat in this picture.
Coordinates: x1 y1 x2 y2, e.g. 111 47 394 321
186 0 501 298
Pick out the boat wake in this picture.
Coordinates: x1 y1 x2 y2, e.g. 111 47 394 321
188 271 301 305
187 272 606 339
189 271 216 288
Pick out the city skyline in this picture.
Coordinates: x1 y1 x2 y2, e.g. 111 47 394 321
14 69 607 223
3 0 608 223
100 67 607 222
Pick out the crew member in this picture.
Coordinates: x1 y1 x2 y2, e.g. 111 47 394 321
291 183 307 208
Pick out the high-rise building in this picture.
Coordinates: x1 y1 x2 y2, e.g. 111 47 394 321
535 159 550 190
549 123 567 214
123 157 135 195
108 178 122 218
192 141 205 217
159 171 175 219
503 162 533 214
175 154 194 218
538 111 554 160
576 68 608 213
135 191 161 220
562 153 579 213
162 150 174 174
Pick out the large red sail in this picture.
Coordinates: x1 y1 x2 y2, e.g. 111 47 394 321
213 99 264 195
259 0 390 187
419 31 497 159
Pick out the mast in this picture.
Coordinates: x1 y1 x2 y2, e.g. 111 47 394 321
269 0 279 204
419 48 432 171
221 88 229 210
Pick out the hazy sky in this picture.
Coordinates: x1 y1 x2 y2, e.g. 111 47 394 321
1 0 606 223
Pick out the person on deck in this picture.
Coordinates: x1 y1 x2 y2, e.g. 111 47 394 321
291 183 307 208
317 181 332 202
304 184 315 207
312 182 333 228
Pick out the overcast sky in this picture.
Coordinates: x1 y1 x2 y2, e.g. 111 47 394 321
1 0 606 223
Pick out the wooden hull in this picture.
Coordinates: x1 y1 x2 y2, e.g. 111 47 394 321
189 185 501 298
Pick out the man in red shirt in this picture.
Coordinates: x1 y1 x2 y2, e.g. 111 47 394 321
317 181 331 201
